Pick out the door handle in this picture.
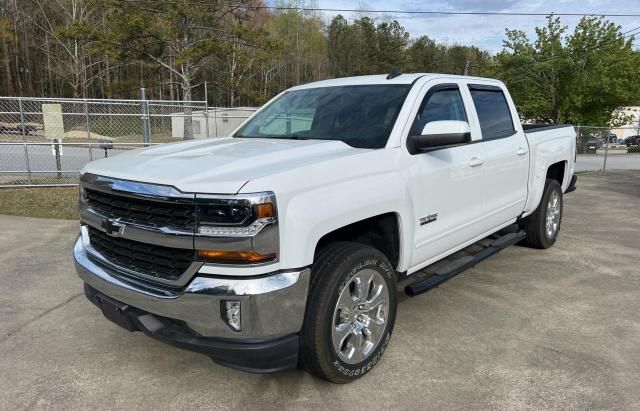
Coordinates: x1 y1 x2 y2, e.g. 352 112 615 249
517 147 528 156
469 157 484 167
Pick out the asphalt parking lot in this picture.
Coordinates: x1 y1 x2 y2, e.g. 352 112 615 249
1 171 639 410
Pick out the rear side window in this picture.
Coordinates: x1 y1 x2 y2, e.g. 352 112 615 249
469 86 515 140
411 86 467 135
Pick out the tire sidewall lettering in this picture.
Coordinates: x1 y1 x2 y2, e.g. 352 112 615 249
330 255 395 379
331 333 391 377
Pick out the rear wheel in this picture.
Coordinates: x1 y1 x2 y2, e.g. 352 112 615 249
521 179 563 249
300 242 397 383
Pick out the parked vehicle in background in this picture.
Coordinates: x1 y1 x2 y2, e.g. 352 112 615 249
586 138 603 153
0 121 39 135
73 73 577 383
625 135 640 147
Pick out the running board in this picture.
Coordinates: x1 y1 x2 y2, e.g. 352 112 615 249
405 230 527 297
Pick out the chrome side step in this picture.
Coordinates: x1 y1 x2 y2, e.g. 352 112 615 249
405 229 526 297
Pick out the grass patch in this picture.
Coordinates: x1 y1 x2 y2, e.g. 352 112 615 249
0 187 79 220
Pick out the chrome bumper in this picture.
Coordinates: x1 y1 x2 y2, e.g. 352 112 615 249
73 235 311 340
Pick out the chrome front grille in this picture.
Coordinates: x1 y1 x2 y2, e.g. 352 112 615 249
79 173 198 285
87 226 194 282
85 188 196 230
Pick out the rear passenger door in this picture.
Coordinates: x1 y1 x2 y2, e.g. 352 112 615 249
467 84 529 230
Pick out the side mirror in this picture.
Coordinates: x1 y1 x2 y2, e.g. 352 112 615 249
407 120 471 154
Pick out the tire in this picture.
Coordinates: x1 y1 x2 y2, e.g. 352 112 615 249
300 242 397 383
520 178 563 249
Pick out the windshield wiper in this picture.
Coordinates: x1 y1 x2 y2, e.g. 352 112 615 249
271 135 310 140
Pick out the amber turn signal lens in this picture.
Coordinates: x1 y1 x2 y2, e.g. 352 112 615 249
255 203 274 219
197 249 276 264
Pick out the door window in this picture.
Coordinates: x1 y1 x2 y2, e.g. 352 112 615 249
469 87 515 140
411 86 467 135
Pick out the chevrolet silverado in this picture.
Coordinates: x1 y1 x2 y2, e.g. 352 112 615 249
74 73 577 383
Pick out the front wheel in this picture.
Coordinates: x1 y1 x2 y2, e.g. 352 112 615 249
300 242 397 383
521 178 563 249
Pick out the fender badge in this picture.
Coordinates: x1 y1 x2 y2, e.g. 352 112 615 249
419 213 438 226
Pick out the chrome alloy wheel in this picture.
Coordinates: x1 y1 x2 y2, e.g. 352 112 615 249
545 191 561 239
331 268 390 364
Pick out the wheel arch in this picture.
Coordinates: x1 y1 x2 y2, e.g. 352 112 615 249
523 159 569 218
313 212 403 272
546 160 567 186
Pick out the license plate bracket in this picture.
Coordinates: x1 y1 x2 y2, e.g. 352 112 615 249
95 293 138 332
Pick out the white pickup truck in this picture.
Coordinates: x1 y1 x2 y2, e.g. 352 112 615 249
73 73 577 383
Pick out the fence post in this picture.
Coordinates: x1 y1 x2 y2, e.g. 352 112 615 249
214 108 218 137
84 99 93 161
140 87 150 145
204 81 210 139
53 138 62 179
18 97 32 184
603 127 610 172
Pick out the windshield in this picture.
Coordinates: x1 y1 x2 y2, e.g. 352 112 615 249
234 85 411 149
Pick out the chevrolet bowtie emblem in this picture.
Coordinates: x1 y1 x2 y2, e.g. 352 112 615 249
101 218 126 237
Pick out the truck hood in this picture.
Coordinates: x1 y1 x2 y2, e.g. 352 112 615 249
82 137 362 193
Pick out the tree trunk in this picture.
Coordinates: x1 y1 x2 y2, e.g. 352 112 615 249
45 33 53 96
1 38 14 95
182 77 194 140
11 2 22 96
169 61 175 100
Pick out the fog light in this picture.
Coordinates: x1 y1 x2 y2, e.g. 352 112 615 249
222 300 241 331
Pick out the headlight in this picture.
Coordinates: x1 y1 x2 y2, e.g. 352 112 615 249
195 192 278 265
198 203 253 226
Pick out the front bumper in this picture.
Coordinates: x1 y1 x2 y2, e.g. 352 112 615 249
73 235 311 372
83 283 300 372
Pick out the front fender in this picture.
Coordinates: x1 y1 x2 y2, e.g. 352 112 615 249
278 172 411 270
239 147 415 272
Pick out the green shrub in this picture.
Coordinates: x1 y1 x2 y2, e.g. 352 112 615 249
627 146 640 154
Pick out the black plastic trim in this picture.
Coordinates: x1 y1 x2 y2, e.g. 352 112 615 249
84 284 300 373
523 124 573 133
565 175 577 193
407 132 471 154
405 230 527 297
467 84 503 91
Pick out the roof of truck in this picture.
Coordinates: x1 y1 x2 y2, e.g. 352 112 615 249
289 73 499 90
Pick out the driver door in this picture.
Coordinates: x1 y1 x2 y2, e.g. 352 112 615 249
407 80 488 270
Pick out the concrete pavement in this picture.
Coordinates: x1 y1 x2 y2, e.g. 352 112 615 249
576 154 639 172
0 144 126 175
1 171 639 410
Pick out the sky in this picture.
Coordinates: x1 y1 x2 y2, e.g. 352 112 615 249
287 0 640 53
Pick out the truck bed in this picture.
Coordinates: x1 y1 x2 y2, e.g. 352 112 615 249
522 124 573 134
521 124 576 216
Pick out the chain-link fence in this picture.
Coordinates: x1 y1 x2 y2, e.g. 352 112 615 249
0 96 257 187
576 126 640 172
3 97 640 187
